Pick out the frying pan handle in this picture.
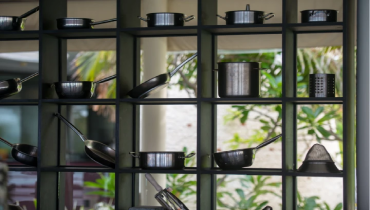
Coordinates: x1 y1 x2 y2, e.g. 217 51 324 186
20 72 39 83
169 53 198 78
0 136 14 147
216 14 227 20
262 13 275 20
94 74 117 84
129 152 140 158
145 173 163 192
19 6 40 19
184 152 195 158
183 15 195 22
138 16 148 22
90 18 117 26
255 134 282 150
54 113 89 142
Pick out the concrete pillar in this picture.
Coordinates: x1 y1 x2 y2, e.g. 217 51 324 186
140 0 168 206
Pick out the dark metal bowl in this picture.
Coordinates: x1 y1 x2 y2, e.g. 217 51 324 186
12 144 38 167
298 161 341 173
54 82 96 99
0 78 21 99
0 16 25 31
301 10 338 23
214 148 255 169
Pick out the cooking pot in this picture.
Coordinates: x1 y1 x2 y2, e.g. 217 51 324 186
217 4 274 25
0 6 39 31
138 13 195 27
129 151 195 169
301 10 338 23
215 62 265 98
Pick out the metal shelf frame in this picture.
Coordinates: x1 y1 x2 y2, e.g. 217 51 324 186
0 0 356 209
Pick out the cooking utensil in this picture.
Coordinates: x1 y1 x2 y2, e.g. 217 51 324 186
130 151 195 169
57 17 117 29
301 10 338 23
0 72 39 99
214 134 282 169
262 206 273 210
128 53 197 98
0 6 39 31
309 74 335 97
0 137 37 167
53 74 116 99
145 173 189 210
54 113 115 168
215 62 266 98
138 13 194 27
298 144 341 173
217 4 274 25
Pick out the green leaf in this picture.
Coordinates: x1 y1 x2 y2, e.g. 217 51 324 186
314 107 324 117
317 125 331 138
301 107 315 118
334 203 343 210
308 129 315 135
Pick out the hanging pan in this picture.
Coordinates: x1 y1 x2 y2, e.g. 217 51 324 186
214 134 282 169
0 6 39 31
0 136 37 167
128 53 197 98
0 72 39 99
57 17 117 29
53 74 116 99
54 113 116 168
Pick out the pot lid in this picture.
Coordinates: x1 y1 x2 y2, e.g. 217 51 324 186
146 12 185 15
225 4 264 13
300 9 339 12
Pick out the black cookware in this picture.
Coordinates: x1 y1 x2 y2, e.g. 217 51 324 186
138 13 195 27
215 62 265 98
298 144 341 173
53 74 116 99
0 6 39 31
9 204 24 210
130 151 195 169
0 136 37 167
57 18 117 29
309 73 335 97
128 53 197 99
214 134 282 169
54 113 116 168
217 4 274 25
0 72 39 99
301 10 338 23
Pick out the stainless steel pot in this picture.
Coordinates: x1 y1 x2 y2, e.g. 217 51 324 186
217 4 274 25
215 62 265 98
138 13 195 27
129 151 195 169
301 10 338 23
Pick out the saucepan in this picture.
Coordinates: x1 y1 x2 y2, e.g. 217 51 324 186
301 10 338 23
53 74 116 99
217 4 274 25
138 13 195 27
0 6 39 31
214 134 282 169
0 136 38 167
57 18 117 29
129 151 195 169
0 72 39 99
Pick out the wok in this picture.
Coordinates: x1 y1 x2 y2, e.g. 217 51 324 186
0 72 39 99
0 136 37 167
54 113 115 168
128 53 197 98
57 17 117 29
214 134 282 169
53 74 116 99
0 6 39 31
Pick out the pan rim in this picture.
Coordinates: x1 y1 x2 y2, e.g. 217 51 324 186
13 143 38 157
147 12 185 15
214 148 255 154
137 151 185 153
54 81 94 84
0 16 21 18
57 18 93 21
300 10 338 12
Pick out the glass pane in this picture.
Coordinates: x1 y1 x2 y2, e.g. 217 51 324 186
60 172 115 210
8 171 37 210
216 175 282 209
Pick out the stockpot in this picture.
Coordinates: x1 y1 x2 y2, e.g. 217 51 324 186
215 62 265 98
130 151 195 169
138 13 194 27
301 10 338 23
217 4 274 25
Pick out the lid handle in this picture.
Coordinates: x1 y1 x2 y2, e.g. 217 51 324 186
246 4 250 11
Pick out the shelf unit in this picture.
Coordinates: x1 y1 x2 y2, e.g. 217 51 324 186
0 0 356 209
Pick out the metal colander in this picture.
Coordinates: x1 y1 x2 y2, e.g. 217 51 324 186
298 144 341 173
304 144 333 162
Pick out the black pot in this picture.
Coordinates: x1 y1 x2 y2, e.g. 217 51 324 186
0 6 39 31
129 151 195 169
217 4 274 25
57 18 117 29
298 161 341 173
138 13 195 27
301 10 338 23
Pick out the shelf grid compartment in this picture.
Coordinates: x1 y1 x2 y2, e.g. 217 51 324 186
0 0 356 209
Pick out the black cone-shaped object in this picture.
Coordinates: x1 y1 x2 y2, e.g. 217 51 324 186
298 144 341 173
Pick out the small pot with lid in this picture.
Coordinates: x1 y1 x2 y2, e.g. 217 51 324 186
130 151 195 169
217 4 274 25
215 62 265 98
138 13 195 27
301 10 338 23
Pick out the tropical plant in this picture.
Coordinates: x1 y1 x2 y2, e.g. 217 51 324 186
84 173 115 207
297 192 343 210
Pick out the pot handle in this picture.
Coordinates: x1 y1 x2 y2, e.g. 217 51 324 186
216 14 227 20
91 18 117 26
94 74 117 84
262 13 275 20
184 152 196 158
19 6 40 19
184 15 195 22
129 152 140 158
138 16 148 22
255 134 282 150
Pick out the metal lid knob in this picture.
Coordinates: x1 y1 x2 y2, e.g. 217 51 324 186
246 4 250 11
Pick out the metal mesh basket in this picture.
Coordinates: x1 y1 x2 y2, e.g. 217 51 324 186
304 144 333 162
298 144 341 173
309 74 335 97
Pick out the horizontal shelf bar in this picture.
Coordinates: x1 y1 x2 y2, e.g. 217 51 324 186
288 22 343 33
202 168 283 175
287 97 344 104
120 98 197 104
288 171 344 177
0 99 39 105
0 30 39 40
43 29 117 38
119 167 197 174
121 26 197 37
203 98 282 104
8 166 37 171
42 99 116 105
41 166 115 172
203 24 283 35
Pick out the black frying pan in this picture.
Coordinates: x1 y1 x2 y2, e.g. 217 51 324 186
57 18 117 29
214 134 282 169
127 53 197 98
54 113 115 168
53 74 116 99
0 72 39 99
0 136 37 167
0 6 39 31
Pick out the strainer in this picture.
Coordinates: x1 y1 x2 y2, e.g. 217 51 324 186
298 144 341 173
